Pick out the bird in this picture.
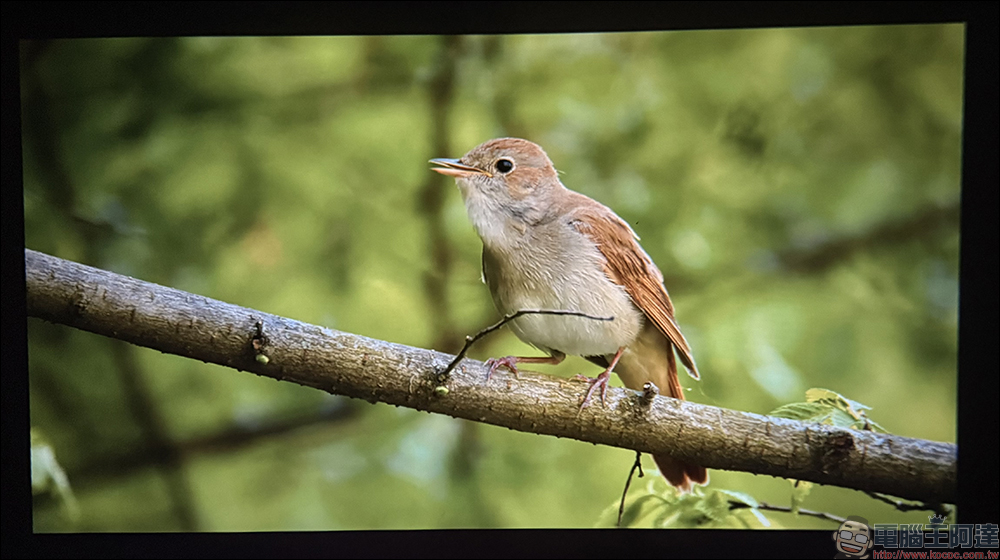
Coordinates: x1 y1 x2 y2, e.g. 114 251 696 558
430 137 707 492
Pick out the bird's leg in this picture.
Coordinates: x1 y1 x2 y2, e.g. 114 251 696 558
485 353 564 380
575 347 625 409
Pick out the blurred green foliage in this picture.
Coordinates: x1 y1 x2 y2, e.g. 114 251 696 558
23 25 963 531
610 484 779 529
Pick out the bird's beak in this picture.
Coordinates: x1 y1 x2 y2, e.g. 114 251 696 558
430 158 492 178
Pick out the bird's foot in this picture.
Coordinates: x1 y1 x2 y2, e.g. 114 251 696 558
485 356 520 380
574 369 612 409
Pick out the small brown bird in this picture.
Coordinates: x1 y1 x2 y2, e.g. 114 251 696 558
431 138 707 492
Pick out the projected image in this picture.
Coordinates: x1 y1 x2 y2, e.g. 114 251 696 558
23 25 962 531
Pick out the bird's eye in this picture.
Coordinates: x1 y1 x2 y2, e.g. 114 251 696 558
495 159 514 173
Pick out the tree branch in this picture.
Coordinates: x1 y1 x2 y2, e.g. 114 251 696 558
24 249 957 504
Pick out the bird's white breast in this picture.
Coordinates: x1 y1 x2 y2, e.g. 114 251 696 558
481 218 644 357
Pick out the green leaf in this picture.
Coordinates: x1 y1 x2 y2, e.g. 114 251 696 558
770 401 844 427
649 492 709 528
775 389 888 434
806 387 847 404
627 486 775 529
653 506 684 528
695 491 732 523
619 493 669 527
769 401 828 421
827 407 860 429
806 388 872 418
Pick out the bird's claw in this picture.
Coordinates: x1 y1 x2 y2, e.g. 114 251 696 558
485 356 520 380
575 371 611 409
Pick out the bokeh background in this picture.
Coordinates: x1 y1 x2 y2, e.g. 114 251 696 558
23 25 963 531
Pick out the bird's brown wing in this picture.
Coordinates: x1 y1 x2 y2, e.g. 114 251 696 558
570 200 709 492
569 207 699 380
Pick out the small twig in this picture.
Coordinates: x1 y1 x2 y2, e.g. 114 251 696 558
639 382 659 407
864 491 950 517
438 309 613 379
728 500 847 525
251 319 270 364
617 451 645 527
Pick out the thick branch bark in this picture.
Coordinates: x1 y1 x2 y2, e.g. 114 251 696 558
24 249 956 504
